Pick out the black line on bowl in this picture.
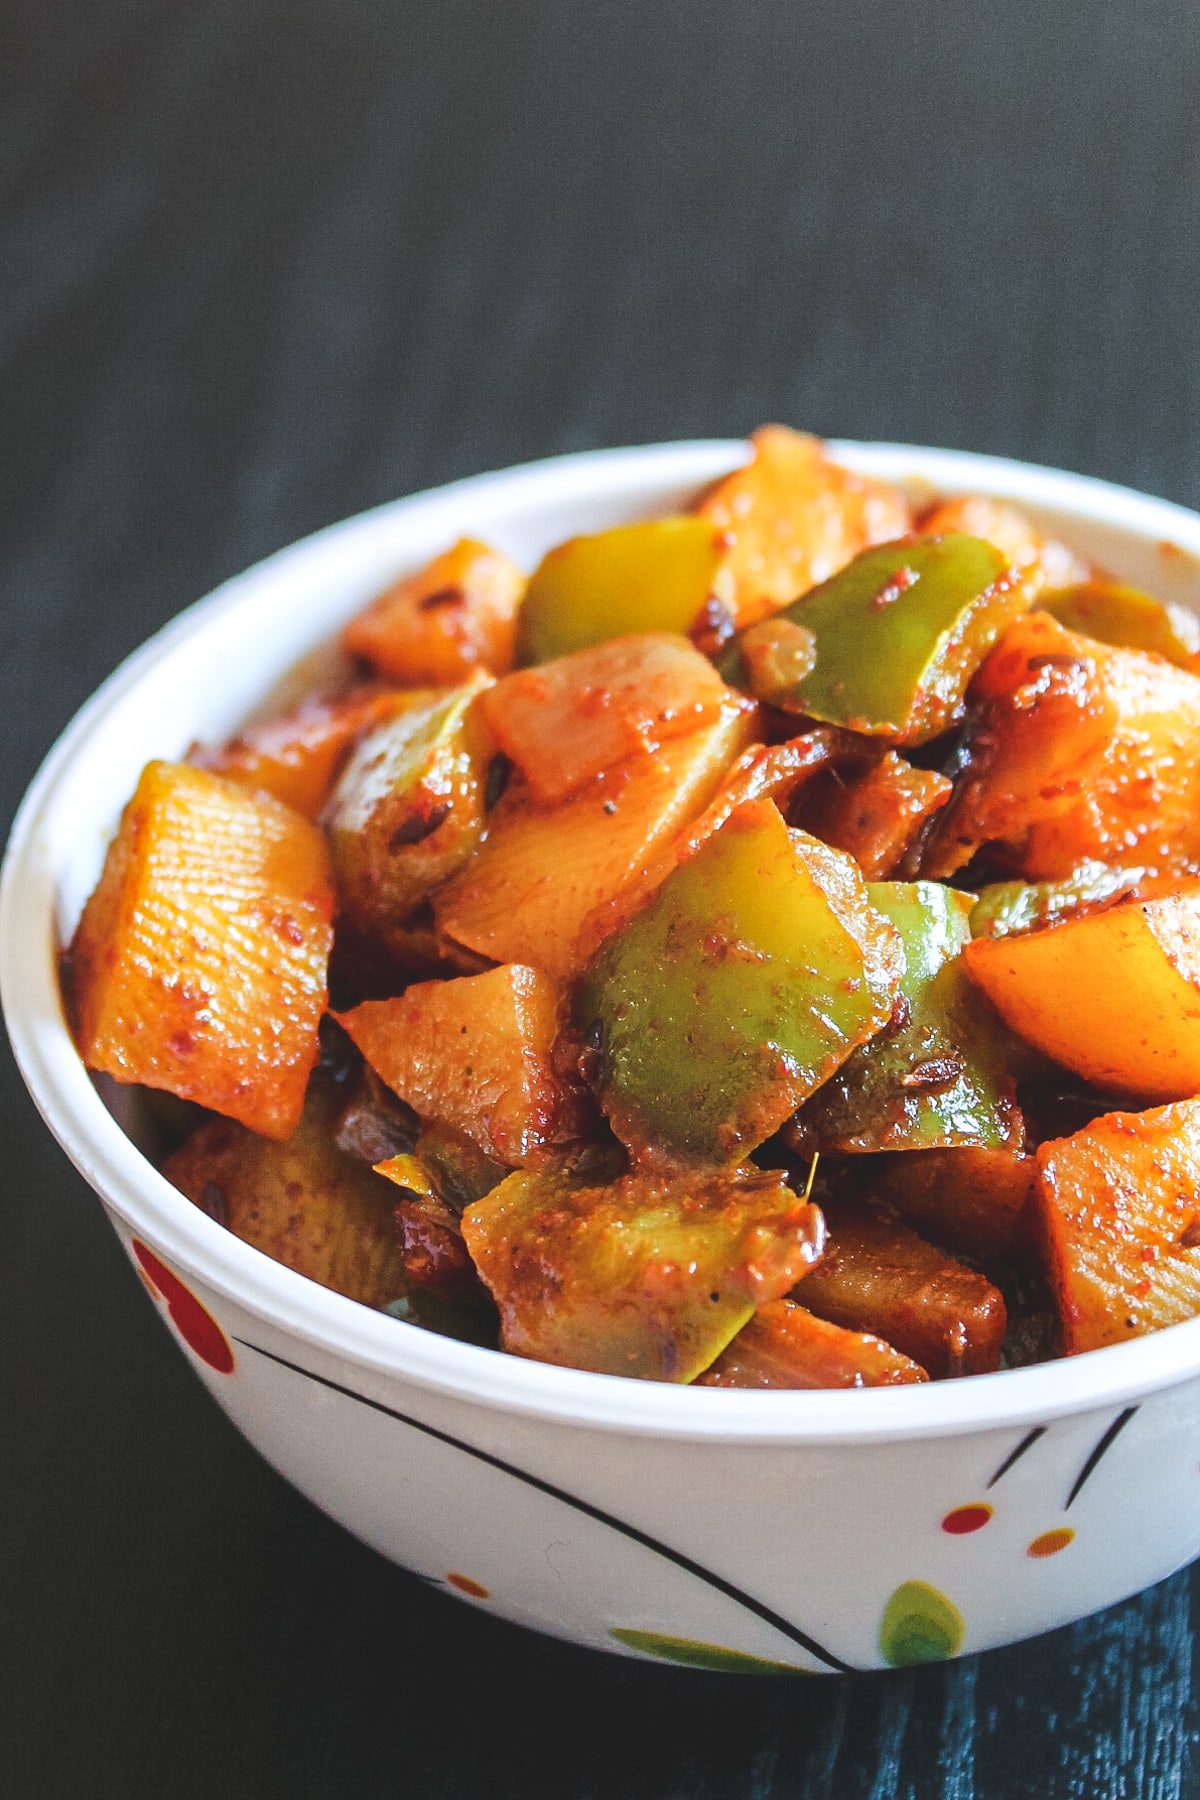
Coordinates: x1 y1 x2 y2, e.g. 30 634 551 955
1065 1406 1138 1510
233 1336 854 1673
987 1425 1047 1488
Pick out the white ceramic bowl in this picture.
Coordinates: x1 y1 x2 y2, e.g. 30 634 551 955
7 440 1200 1676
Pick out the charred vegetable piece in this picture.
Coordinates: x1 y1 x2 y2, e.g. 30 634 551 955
697 1298 928 1388
694 426 912 628
719 535 1023 744
797 751 953 879
163 1075 408 1307
374 1154 488 1302
479 633 746 803
1043 578 1200 669
461 1164 825 1381
796 882 1021 1154
337 964 568 1167
798 1205 1007 1377
324 672 494 951
1035 1099 1200 1353
925 612 1200 881
919 494 1087 590
869 1145 1037 1264
969 864 1144 939
435 709 754 982
576 800 901 1164
412 1121 511 1209
515 518 728 664
68 761 332 1140
333 1063 418 1163
193 687 402 821
963 887 1200 1101
344 538 526 684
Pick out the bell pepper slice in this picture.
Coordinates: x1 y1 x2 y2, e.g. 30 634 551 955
1035 1099 1200 1353
515 517 727 665
720 533 1023 744
1044 578 1200 669
461 1163 825 1381
697 1298 928 1388
963 886 1200 1101
969 863 1144 939
575 799 901 1164
795 882 1022 1154
324 672 494 950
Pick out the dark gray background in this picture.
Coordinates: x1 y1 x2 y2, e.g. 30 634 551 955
4 1 1200 1793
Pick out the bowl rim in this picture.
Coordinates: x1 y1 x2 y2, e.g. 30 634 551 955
8 434 1200 1447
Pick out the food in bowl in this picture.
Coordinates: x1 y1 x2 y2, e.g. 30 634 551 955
59 426 1200 1390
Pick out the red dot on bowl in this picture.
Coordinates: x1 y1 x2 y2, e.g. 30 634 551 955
446 1572 490 1599
132 1240 235 1374
1028 1528 1075 1559
941 1503 993 1535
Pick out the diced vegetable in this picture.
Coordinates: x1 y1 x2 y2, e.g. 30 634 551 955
1043 578 1200 669
926 611 1200 880
576 800 902 1164
163 1075 408 1306
461 1164 825 1380
797 751 952 879
869 1145 1036 1263
515 518 728 664
963 887 1200 1101
697 1298 928 1387
68 760 332 1139
344 539 525 684
193 687 401 820
919 494 1087 590
374 1154 487 1301
694 426 912 627
337 964 569 1167
798 1205 1008 1376
1035 1100 1200 1353
434 708 754 982
969 863 1145 939
324 672 494 950
479 633 747 803
719 535 1025 744
796 882 1021 1154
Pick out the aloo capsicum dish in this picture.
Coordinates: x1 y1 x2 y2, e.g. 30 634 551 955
64 427 1200 1388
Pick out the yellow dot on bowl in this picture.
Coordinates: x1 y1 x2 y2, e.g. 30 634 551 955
446 1572 490 1598
1028 1528 1075 1559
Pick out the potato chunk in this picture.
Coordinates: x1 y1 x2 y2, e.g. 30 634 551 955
336 964 568 1166
344 538 525 684
324 673 494 950
869 1145 1036 1263
576 801 902 1164
963 888 1200 1101
68 761 332 1139
193 687 399 820
697 1299 928 1388
927 612 1200 880
479 633 747 803
798 1206 1007 1376
462 1164 825 1381
694 426 911 627
434 709 754 982
1035 1100 1200 1353
919 494 1087 591
163 1075 408 1307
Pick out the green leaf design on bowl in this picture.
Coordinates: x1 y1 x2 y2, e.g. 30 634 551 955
879 1580 965 1666
610 1628 812 1674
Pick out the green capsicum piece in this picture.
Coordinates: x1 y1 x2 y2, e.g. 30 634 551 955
968 863 1145 939
796 882 1022 1153
575 798 901 1164
1043 579 1200 669
461 1162 825 1381
516 517 728 664
719 534 1023 744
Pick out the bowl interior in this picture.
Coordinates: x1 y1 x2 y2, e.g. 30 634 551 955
9 437 1200 1442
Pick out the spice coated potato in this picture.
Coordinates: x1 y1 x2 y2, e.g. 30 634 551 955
70 425 1200 1384
963 888 1200 1102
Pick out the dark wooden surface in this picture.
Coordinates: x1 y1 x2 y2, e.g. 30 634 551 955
5 2 1200 1792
